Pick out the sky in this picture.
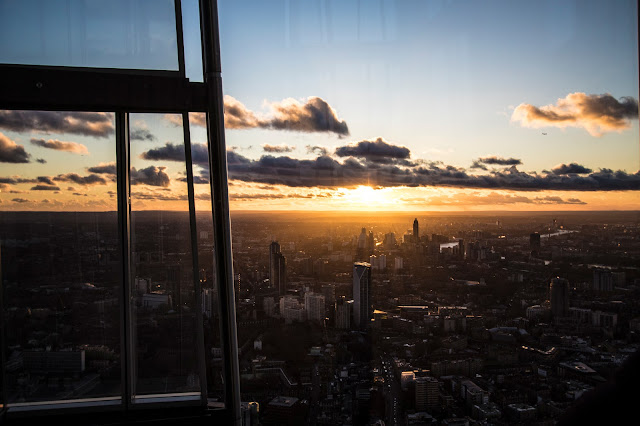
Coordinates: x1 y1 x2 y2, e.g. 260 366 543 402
0 0 638 212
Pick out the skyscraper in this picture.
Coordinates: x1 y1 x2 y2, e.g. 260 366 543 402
530 232 541 257
550 277 569 318
413 218 419 243
353 262 372 330
270 241 286 295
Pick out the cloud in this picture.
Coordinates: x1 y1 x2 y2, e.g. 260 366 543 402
335 138 411 163
54 173 109 186
306 145 329 156
140 142 209 166
512 93 638 136
268 97 349 135
87 162 117 175
130 166 170 187
471 156 522 170
0 111 114 137
31 184 61 191
551 163 593 175
263 144 296 153
419 192 586 206
225 145 640 191
130 128 156 142
174 96 349 136
30 138 89 154
223 96 261 129
178 175 209 184
0 176 38 184
0 132 30 163
37 176 55 185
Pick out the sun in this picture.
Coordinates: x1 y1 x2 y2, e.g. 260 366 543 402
341 185 393 208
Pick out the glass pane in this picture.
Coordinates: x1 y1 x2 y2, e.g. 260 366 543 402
0 111 121 404
181 0 204 82
0 0 178 70
188 113 224 403
218 0 639 424
129 113 200 398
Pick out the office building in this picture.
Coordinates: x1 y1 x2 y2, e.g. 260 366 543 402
413 218 419 242
304 292 326 322
335 297 353 329
530 232 541 256
550 277 570 318
270 241 287 295
353 262 372 330
415 376 439 411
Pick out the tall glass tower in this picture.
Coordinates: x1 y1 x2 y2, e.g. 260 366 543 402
353 262 372 330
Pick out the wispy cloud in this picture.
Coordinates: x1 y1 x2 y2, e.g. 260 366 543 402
417 192 586 206
0 132 30 163
471 156 522 170
306 145 329 156
512 93 638 136
30 138 89 155
0 111 114 137
263 144 296 153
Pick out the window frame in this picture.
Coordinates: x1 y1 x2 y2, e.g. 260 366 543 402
0 0 240 423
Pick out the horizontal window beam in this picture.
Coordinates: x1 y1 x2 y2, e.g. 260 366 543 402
0 65 207 112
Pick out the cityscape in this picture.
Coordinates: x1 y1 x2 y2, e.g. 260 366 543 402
0 0 638 425
2 209 638 424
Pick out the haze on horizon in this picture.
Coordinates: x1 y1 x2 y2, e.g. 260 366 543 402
0 0 638 212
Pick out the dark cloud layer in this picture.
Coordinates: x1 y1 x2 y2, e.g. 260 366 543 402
0 132 30 163
551 163 593 175
0 111 114 137
224 148 640 191
512 93 638 136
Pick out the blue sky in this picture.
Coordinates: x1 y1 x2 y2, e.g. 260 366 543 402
217 0 638 173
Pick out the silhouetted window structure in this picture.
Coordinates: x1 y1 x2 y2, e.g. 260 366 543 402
0 1 241 424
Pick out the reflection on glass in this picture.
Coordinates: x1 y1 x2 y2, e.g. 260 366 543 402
188 113 224 402
0 0 178 70
128 113 200 397
0 112 121 404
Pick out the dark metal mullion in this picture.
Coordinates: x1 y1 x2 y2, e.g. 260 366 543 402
182 112 208 405
175 0 187 79
116 112 133 412
0 245 7 418
199 0 241 424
